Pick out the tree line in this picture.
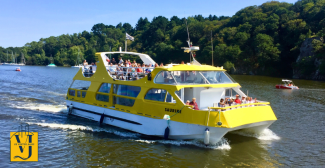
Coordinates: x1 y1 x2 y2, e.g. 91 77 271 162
0 0 324 77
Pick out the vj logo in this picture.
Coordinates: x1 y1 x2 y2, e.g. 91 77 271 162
10 124 38 162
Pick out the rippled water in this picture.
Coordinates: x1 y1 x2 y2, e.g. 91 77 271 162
0 66 324 167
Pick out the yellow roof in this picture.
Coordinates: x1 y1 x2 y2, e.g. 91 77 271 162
157 64 225 71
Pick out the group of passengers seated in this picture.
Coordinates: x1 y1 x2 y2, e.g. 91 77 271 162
218 94 258 108
105 57 164 81
185 98 199 110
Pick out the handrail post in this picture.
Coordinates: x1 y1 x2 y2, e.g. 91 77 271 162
206 107 211 126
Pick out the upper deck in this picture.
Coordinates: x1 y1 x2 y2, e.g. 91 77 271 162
76 51 239 90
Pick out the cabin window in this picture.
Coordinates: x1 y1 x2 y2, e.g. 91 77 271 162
96 94 109 102
165 92 176 103
145 89 167 102
77 91 81 97
113 96 135 107
82 91 87 98
98 83 111 93
69 89 75 96
70 80 91 90
114 85 141 98
154 71 235 85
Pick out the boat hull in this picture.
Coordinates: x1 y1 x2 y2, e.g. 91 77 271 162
275 85 299 89
66 101 274 142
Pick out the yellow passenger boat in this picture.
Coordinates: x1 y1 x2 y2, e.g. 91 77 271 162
66 48 277 144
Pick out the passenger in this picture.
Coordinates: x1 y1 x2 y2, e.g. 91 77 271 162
189 98 199 110
128 59 131 66
83 60 88 66
154 63 159 67
218 99 225 107
111 58 117 65
234 95 241 104
186 100 190 105
133 60 137 65
241 96 246 104
109 63 116 72
225 98 234 106
160 63 164 67
119 57 123 64
181 61 185 64
89 66 93 74
137 64 143 73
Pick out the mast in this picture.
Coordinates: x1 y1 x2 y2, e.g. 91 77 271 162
211 30 214 66
11 51 14 63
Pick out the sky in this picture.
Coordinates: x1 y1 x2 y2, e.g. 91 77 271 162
0 0 298 48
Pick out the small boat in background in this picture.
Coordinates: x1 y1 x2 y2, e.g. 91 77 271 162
15 67 21 71
276 79 299 89
47 63 57 67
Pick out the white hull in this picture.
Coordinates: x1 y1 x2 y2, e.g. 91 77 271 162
66 101 274 142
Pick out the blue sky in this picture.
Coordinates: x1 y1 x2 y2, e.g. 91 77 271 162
0 0 298 48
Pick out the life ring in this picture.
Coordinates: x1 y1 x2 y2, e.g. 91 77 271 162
68 105 73 115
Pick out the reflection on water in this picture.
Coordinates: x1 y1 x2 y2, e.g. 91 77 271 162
0 66 324 167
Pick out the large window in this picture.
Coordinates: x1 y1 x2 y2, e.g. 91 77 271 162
154 71 235 85
112 84 141 107
96 83 111 102
98 83 111 93
113 96 135 107
114 85 141 98
96 94 109 102
145 89 167 102
70 80 91 90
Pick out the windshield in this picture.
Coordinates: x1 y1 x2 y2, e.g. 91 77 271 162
154 71 235 85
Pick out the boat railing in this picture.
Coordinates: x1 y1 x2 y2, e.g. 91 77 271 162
208 102 270 111
82 65 155 80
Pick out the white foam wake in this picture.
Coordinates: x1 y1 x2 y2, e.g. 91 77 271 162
11 103 67 113
27 122 139 138
133 138 231 150
233 128 280 140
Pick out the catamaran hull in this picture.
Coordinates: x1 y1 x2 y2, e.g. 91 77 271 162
66 101 274 142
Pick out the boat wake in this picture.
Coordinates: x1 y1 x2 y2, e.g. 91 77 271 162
26 122 139 138
11 103 67 113
231 128 280 140
133 138 231 150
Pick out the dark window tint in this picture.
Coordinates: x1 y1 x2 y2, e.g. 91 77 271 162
98 83 111 93
145 89 166 102
69 89 75 96
82 92 87 98
115 85 141 98
96 94 109 102
113 96 135 107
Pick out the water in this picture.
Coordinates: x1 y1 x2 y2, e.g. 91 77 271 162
1 66 324 167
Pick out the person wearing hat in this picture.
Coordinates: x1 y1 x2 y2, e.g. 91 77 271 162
235 95 241 104
241 96 246 104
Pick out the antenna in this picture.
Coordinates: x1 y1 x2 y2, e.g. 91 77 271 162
184 18 191 63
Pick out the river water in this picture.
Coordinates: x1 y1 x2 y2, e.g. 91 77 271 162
0 65 324 167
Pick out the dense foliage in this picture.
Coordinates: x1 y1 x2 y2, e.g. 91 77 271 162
1 0 325 77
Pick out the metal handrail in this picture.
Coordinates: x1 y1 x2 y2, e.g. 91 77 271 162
208 102 270 110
